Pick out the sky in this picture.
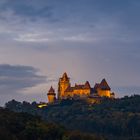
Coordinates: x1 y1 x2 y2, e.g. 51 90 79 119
0 0 140 105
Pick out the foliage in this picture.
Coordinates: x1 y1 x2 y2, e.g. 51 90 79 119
5 95 140 139
0 107 103 140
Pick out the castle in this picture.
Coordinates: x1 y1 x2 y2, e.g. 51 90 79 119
47 72 115 103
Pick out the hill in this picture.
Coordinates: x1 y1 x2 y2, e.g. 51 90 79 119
0 107 104 140
5 95 140 140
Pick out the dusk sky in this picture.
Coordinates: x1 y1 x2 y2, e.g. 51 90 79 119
0 0 140 105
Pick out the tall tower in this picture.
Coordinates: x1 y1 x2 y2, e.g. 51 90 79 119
47 86 56 103
58 72 71 99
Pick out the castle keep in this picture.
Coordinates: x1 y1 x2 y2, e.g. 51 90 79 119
47 72 115 103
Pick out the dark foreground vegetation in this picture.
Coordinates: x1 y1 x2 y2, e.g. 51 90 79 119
5 95 140 140
0 108 104 140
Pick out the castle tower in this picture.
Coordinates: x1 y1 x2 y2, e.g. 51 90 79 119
58 72 71 99
47 86 56 103
98 79 111 97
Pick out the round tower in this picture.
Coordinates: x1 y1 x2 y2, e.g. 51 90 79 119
58 72 71 99
47 86 56 103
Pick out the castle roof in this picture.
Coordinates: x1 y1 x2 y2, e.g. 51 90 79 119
74 84 85 89
65 81 91 92
61 72 69 80
63 72 68 77
100 79 111 90
93 79 111 92
47 86 56 95
84 81 91 89
65 86 75 92
93 83 100 93
94 83 100 89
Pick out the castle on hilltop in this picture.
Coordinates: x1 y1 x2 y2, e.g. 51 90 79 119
47 72 115 103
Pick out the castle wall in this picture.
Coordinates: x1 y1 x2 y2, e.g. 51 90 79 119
58 80 70 99
57 73 113 100
65 92 73 97
73 89 90 96
97 89 111 97
48 95 55 103
64 89 90 98
47 73 115 104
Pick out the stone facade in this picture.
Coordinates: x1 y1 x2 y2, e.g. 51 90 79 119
47 72 115 103
47 86 56 103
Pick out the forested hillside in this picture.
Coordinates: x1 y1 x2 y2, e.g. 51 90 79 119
0 108 104 140
5 95 140 140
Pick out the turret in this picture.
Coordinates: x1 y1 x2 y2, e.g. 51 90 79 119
47 86 56 103
97 79 111 97
58 72 71 99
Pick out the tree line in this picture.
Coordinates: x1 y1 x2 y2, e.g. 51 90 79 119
5 95 140 140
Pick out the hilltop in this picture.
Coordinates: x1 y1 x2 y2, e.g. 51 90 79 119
5 95 140 140
47 72 115 103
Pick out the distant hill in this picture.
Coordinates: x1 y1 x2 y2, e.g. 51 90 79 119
5 95 140 140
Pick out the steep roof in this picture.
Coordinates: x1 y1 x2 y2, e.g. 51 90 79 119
93 79 111 92
99 79 111 90
84 81 91 89
62 72 68 78
62 72 69 80
47 86 56 95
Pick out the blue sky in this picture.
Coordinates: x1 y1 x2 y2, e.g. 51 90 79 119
0 0 140 105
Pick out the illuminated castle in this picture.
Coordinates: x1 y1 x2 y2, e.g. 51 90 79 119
47 72 115 103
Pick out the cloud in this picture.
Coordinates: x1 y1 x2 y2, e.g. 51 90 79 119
0 64 46 94
0 0 140 105
0 0 52 19
0 0 140 47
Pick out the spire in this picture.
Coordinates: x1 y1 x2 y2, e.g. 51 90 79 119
99 79 111 90
62 72 69 80
84 81 91 88
62 72 68 78
49 86 55 93
48 86 55 95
